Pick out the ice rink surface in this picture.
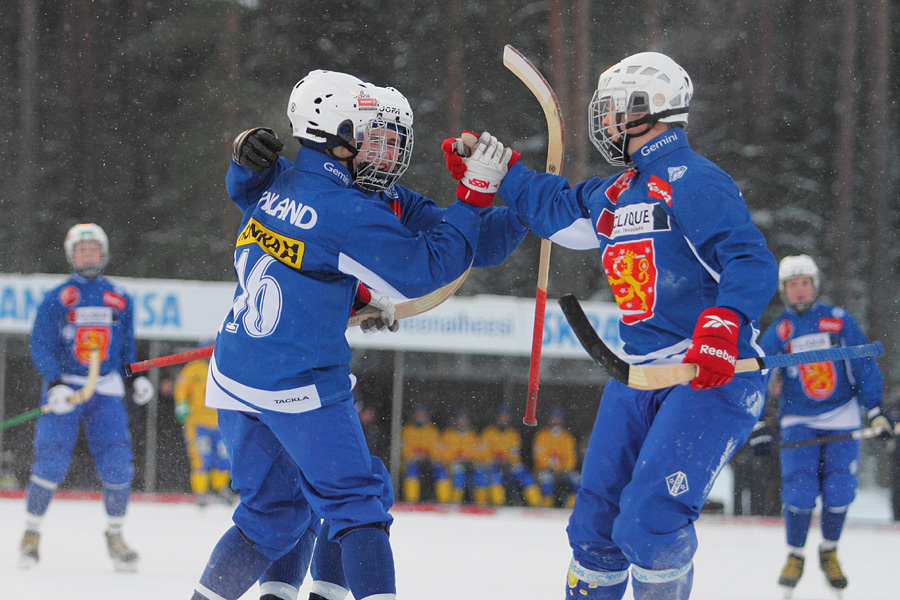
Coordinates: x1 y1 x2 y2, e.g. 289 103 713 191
2 486 897 600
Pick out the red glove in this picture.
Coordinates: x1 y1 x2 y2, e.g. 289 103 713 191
682 307 741 390
441 131 520 209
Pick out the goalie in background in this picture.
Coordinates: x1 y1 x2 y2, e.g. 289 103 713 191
19 223 154 572
759 254 891 596
444 52 778 599
173 338 236 507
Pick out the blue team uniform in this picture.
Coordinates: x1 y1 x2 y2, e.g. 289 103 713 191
759 302 882 526
29 274 137 493
206 145 494 562
497 128 777 582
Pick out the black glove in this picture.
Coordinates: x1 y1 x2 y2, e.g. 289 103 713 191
868 406 895 440
233 127 283 173
748 421 774 457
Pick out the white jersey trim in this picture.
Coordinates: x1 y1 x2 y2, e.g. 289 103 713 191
549 217 601 250
337 253 409 300
61 371 125 397
780 399 862 431
206 354 321 414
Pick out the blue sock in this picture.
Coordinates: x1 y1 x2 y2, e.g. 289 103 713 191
25 480 55 518
340 527 395 598
259 526 316 599
631 563 693 600
102 483 130 517
784 506 812 549
310 522 347 589
821 508 847 542
196 526 272 600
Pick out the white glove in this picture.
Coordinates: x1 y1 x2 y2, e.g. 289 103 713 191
46 384 76 415
359 289 399 334
460 132 516 196
132 376 155 406
868 406 894 439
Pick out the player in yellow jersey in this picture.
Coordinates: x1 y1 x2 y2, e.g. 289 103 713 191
481 405 543 506
400 404 450 503
533 406 581 508
173 340 235 507
440 409 490 505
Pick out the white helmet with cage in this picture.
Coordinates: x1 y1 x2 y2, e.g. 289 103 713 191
286 69 414 191
588 52 693 167
64 223 109 278
778 254 820 311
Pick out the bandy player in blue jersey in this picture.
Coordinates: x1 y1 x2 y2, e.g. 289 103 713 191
215 95 527 600
758 255 892 596
189 70 518 600
442 52 778 599
19 223 155 572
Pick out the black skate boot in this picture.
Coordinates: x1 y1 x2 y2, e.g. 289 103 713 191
105 530 139 572
778 552 804 597
19 530 40 569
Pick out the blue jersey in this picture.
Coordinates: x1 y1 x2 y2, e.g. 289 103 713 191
759 302 882 421
498 128 777 362
209 146 482 413
31 273 137 397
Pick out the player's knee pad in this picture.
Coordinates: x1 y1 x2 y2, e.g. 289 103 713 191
566 558 629 600
630 563 693 600
780 476 819 511
94 443 135 486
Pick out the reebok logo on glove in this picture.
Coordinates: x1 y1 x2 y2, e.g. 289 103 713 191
698 344 736 365
683 306 741 390
700 314 737 332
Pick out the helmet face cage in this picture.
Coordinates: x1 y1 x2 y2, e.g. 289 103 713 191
64 223 109 278
589 88 641 167
354 118 414 191
588 52 693 167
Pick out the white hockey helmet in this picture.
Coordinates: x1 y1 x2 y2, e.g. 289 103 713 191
286 70 414 190
778 254 820 311
588 52 693 167
64 223 109 278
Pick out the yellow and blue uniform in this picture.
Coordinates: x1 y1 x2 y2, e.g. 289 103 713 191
173 358 232 501
482 409 542 507
399 412 449 503
533 420 580 508
440 414 489 505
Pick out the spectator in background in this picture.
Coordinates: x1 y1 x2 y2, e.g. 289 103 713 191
400 403 449 503
355 397 389 461
440 409 489 505
173 339 236 507
481 404 542 507
732 373 782 516
532 406 580 508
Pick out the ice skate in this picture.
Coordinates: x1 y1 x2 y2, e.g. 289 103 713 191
105 530 139 572
818 547 847 596
18 530 40 569
777 553 804 597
